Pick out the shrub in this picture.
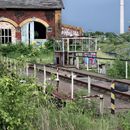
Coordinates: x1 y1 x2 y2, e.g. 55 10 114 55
107 59 130 79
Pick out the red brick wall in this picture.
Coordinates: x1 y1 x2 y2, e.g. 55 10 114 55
0 9 62 41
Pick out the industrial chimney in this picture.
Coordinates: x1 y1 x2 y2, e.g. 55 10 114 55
120 0 124 34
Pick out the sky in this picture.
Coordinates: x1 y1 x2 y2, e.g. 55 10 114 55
62 0 130 33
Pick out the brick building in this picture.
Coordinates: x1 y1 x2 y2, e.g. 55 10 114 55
0 0 64 45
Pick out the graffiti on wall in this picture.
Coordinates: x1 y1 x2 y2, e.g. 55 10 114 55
83 52 97 65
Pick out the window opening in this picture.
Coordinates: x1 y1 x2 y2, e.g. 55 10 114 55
34 22 46 39
0 29 12 44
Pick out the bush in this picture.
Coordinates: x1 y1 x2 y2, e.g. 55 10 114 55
107 59 130 79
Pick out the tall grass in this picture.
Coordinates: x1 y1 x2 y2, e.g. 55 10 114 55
0 43 54 64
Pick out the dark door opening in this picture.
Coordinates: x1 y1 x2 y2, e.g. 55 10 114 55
34 22 46 39
56 57 60 64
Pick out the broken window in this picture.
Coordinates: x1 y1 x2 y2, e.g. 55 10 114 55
34 22 46 39
0 29 12 44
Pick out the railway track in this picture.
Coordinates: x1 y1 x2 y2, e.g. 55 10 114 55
29 64 130 101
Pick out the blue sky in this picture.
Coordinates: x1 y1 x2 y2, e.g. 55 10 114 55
62 0 130 33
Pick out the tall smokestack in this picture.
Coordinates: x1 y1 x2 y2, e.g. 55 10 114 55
120 0 124 34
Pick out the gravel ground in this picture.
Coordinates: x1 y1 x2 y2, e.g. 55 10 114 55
27 68 130 113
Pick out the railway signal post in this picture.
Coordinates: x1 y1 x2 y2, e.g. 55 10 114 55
111 82 116 114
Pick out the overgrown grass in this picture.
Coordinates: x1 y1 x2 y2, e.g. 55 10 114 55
0 43 54 64
0 55 130 130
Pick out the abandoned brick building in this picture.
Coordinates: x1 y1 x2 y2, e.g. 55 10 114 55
0 0 64 45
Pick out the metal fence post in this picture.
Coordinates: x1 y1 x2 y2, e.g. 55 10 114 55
71 72 74 99
56 67 60 92
125 61 128 79
99 94 104 115
88 76 91 96
43 65 47 93
34 64 37 78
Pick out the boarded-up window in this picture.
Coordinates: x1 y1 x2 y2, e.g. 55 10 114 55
0 29 12 44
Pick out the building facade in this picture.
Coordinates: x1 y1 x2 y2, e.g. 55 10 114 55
0 0 63 45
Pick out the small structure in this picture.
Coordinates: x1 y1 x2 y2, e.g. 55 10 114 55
54 36 98 66
128 25 130 31
0 0 64 45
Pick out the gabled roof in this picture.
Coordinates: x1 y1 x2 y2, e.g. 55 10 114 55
0 0 64 9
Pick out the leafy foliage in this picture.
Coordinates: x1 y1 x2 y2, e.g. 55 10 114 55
107 59 126 78
0 75 41 130
0 42 54 64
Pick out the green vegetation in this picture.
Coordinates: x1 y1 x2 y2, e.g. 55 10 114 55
107 59 128 79
0 62 130 130
0 41 54 64
0 40 130 129
96 32 130 79
98 32 130 58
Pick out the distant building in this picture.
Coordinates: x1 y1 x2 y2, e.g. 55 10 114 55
128 26 130 31
0 0 64 45
61 24 84 37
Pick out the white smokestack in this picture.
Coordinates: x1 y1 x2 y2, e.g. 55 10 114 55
120 0 124 34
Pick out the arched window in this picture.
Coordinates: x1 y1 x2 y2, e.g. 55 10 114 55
34 22 46 39
21 21 47 44
0 22 16 44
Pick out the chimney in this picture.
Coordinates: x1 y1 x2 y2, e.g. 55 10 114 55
120 0 124 34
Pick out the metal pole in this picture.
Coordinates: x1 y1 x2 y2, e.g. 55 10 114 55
125 61 128 79
62 39 65 66
99 94 104 115
43 65 47 93
56 67 60 92
76 56 79 69
88 76 91 96
56 67 59 81
71 72 74 99
34 64 37 78
111 82 116 114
